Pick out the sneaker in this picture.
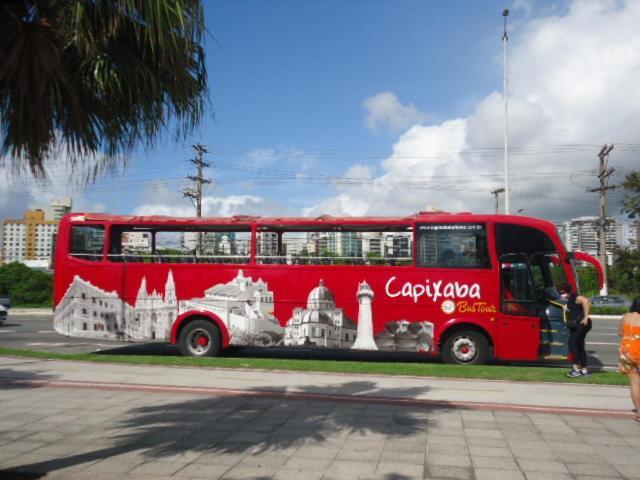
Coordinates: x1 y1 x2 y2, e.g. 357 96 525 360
581 370 591 377
566 369 582 378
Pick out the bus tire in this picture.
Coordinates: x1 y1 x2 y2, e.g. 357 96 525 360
178 319 221 357
441 330 489 365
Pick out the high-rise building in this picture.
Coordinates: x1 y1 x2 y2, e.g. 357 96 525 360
258 231 278 257
615 220 639 250
43 198 72 221
2 210 58 265
327 232 362 258
554 216 631 265
1 198 73 266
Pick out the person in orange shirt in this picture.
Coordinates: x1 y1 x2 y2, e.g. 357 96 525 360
619 297 640 423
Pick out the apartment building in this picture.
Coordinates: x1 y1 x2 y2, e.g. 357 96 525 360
555 216 638 265
1 198 72 266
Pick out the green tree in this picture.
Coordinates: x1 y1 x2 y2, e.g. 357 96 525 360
0 262 53 306
621 170 640 218
12 270 53 306
609 247 640 296
0 262 32 296
1 0 207 179
575 266 599 296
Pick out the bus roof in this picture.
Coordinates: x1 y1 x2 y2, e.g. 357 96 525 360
66 212 558 232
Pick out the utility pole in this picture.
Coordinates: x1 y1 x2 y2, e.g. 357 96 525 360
502 8 511 214
587 144 615 295
183 144 211 255
491 187 505 214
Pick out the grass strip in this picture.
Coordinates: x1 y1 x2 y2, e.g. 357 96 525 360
0 346 628 386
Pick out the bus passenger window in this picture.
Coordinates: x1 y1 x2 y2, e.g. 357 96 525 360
70 225 105 261
256 227 413 266
417 223 490 269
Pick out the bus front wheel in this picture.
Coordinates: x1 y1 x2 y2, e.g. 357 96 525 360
442 330 489 365
178 319 221 357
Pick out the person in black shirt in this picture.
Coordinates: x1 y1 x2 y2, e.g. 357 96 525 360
560 283 592 377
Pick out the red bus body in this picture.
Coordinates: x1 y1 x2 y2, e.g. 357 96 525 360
53 212 599 363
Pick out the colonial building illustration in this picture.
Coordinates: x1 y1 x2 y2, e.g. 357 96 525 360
128 272 178 340
180 270 283 346
284 280 357 348
53 271 178 341
55 269 434 351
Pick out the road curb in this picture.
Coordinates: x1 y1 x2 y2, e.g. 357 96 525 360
0 376 634 419
6 308 52 316
590 314 623 320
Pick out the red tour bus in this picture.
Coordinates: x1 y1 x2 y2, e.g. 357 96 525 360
53 212 602 364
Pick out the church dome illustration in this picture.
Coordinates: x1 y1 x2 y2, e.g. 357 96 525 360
301 310 334 325
284 279 356 348
306 279 335 309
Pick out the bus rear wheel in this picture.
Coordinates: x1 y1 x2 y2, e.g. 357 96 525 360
178 319 221 357
442 330 489 365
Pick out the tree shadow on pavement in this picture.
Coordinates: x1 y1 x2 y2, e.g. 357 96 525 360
1 380 441 479
0 367 55 390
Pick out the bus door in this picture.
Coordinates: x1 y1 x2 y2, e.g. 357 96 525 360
498 253 540 360
530 253 570 359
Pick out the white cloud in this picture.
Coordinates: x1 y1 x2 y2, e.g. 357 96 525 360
133 183 291 218
309 0 640 221
363 92 428 133
245 146 317 172
246 148 280 166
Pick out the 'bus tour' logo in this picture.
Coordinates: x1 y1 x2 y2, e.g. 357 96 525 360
441 300 456 314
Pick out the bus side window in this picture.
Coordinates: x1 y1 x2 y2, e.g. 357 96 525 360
417 223 490 269
70 225 105 262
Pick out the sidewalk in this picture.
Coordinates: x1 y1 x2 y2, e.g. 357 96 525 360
1 356 639 480
0 355 634 416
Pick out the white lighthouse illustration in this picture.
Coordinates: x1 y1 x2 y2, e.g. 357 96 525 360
352 280 378 351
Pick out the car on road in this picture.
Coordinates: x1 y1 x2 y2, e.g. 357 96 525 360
590 295 631 309
0 296 9 325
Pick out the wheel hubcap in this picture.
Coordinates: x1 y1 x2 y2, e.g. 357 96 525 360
451 336 477 362
187 328 211 355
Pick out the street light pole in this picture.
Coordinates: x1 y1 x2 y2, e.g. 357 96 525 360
502 9 510 214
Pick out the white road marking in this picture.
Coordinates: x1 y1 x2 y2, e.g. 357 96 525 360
37 330 57 333
26 342 68 347
587 342 619 346
0 330 17 333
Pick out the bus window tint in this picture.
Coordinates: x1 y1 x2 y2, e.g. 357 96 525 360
70 225 105 261
417 223 490 268
256 227 413 266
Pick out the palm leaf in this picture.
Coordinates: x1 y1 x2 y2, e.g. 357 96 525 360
0 0 208 180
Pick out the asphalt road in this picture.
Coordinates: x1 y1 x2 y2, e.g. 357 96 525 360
0 313 622 369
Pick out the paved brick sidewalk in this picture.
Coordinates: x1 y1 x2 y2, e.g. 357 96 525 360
1 381 640 480
0 356 634 414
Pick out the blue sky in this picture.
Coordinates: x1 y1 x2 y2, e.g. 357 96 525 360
5 0 640 222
